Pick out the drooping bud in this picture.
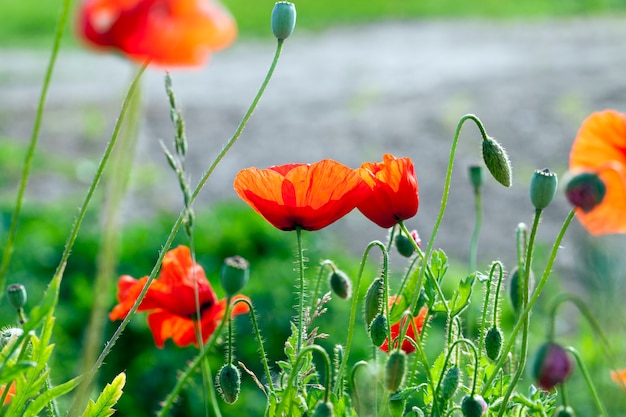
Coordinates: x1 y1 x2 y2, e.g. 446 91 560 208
564 172 606 212
508 267 535 314
329 270 352 300
369 314 388 347
384 350 407 392
440 366 460 401
461 395 487 417
271 2 297 40
216 364 241 404
220 256 250 296
554 405 576 417
481 136 512 187
311 401 334 417
532 342 573 391
394 233 415 258
364 277 384 326
484 327 503 361
7 284 27 309
530 168 558 210
468 165 484 191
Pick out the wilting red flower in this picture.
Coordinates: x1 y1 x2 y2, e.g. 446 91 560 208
379 303 428 354
234 160 370 231
357 154 419 228
1 382 16 405
109 245 249 347
569 110 626 235
78 0 237 67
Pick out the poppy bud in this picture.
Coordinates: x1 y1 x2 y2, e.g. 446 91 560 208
6 284 27 309
216 363 241 404
394 233 415 258
554 406 576 417
461 395 487 417
532 342 573 391
484 327 503 361
385 350 407 392
468 165 484 191
311 401 334 417
481 136 512 187
364 277 384 326
530 168 558 210
329 270 352 300
369 314 388 347
508 267 535 314
564 172 606 212
271 2 297 40
440 366 460 401
220 256 250 297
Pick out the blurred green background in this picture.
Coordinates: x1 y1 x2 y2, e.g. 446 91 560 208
2 0 626 415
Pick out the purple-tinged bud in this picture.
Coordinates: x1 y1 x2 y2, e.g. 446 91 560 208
564 172 606 212
530 168 558 210
271 2 296 40
461 395 487 417
532 342 573 391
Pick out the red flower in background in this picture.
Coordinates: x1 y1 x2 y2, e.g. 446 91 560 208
568 110 626 235
1 382 16 405
357 154 419 228
78 0 237 67
234 160 370 231
379 304 428 354
109 245 249 347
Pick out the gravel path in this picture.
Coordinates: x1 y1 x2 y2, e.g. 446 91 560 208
2 18 626 271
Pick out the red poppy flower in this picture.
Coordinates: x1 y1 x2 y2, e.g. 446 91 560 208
357 154 419 228
78 0 237 67
569 110 626 235
109 245 249 347
1 382 16 405
379 304 428 354
233 160 370 231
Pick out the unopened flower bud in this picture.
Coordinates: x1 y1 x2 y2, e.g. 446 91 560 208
532 342 573 391
369 314 388 347
508 267 535 314
482 136 512 187
364 277 384 326
7 284 27 309
564 172 606 212
461 395 487 417
484 327 503 361
220 256 250 296
329 270 352 300
394 233 415 257
312 401 334 417
554 405 576 417
468 165 484 191
216 364 241 404
530 168 558 210
440 366 460 401
384 350 407 392
271 2 296 40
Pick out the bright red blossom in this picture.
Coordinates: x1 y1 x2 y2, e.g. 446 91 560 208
78 0 237 67
379 305 428 354
109 245 249 347
357 154 419 228
234 160 370 231
569 110 626 235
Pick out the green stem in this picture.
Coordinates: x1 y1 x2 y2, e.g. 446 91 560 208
310 260 336 310
0 0 72 294
565 346 608 416
469 186 482 274
296 227 306 353
350 360 369 411
477 262 503 365
236 298 274 393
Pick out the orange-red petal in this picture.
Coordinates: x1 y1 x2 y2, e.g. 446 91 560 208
569 110 626 235
234 160 370 231
1 382 16 406
379 307 428 354
611 368 626 389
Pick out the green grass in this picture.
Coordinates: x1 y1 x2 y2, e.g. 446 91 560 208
2 0 626 48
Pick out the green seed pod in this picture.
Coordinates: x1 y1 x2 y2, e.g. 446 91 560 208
394 233 415 257
484 327 503 361
271 2 297 40
311 401 334 417
216 364 241 404
468 164 484 191
508 267 535 313
461 395 486 417
564 171 606 212
554 405 576 417
369 314 388 347
481 136 512 187
7 284 27 309
220 256 250 296
530 168 558 210
440 366 460 401
329 270 352 300
385 350 407 392
364 277 384 326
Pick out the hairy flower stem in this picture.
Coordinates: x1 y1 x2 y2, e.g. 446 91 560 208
469 180 483 274
482 209 575 395
477 262 503 365
333 241 388 396
0 0 72 295
296 227 306 353
237 299 274 393
565 347 608 416
310 260 335 311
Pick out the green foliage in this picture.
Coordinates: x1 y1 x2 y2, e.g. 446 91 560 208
83 372 126 417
